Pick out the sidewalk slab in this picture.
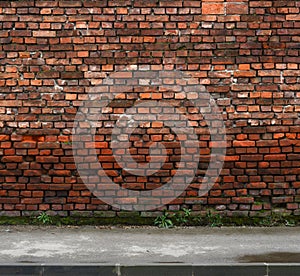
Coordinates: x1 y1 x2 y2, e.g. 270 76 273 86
0 226 299 275
1 264 300 276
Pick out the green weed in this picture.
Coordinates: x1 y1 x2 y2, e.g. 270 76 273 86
154 211 174 229
36 212 52 225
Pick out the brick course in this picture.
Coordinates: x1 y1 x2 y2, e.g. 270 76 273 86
0 0 300 217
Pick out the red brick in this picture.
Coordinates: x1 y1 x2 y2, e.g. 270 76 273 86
38 142 60 149
36 156 59 163
256 140 279 147
241 155 263 161
208 198 230 205
159 1 183 7
246 182 267 189
1 156 23 163
227 3 248 15
233 141 255 147
0 135 9 141
232 197 254 204
14 142 36 149
0 100 22 107
59 1 82 7
61 72 83 79
37 71 60 79
234 71 256 78
272 197 294 204
23 170 42 176
264 154 286 161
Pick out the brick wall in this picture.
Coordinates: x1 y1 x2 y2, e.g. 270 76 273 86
1 0 300 217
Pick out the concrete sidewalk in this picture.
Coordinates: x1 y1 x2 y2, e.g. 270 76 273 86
0 225 300 275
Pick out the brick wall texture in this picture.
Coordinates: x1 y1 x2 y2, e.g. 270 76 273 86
1 0 300 217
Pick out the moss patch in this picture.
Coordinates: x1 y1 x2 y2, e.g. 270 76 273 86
0 214 298 227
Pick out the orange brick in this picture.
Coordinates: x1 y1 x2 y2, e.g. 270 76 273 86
202 2 225 14
239 64 251 70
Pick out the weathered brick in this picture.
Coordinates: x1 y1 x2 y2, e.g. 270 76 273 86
14 142 36 149
59 1 82 7
227 3 248 15
33 31 56 37
61 72 83 79
37 71 60 79
1 156 23 163
36 156 59 163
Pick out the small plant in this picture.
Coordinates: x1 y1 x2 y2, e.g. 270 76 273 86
62 141 72 146
206 211 223 227
192 215 202 225
258 214 275 227
36 212 52 225
154 211 173 228
174 208 192 226
285 218 296 227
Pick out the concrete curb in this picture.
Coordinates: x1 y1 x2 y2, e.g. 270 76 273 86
0 263 300 276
